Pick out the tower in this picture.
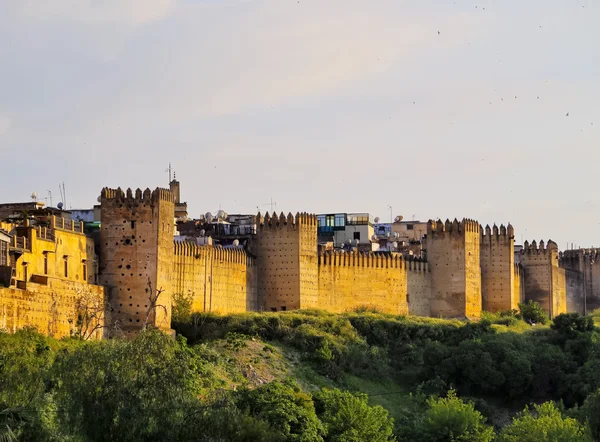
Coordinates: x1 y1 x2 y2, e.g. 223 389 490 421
99 187 175 335
426 218 482 318
519 240 566 318
480 223 517 312
252 212 318 312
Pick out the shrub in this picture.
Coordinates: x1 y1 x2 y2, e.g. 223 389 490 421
519 300 549 325
312 388 395 442
552 313 595 335
498 402 591 442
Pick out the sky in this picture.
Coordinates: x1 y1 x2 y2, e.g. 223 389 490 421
0 0 598 249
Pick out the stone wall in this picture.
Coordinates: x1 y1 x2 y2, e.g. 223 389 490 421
317 251 408 314
99 187 175 334
519 240 567 318
406 259 431 316
480 224 516 312
173 242 257 313
0 278 105 339
426 219 481 318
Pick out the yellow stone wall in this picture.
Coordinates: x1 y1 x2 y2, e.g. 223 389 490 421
427 219 482 319
480 224 517 312
317 251 408 314
99 188 174 334
0 278 105 339
406 259 431 316
514 263 525 308
173 242 257 313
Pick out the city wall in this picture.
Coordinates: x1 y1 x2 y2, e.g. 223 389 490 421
406 259 431 316
0 278 105 339
317 251 408 314
173 242 257 314
480 224 517 312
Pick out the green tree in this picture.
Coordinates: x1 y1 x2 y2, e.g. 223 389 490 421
171 292 194 323
578 389 600 441
519 300 549 325
552 313 595 335
498 402 591 442
411 390 495 442
236 379 325 442
312 388 395 442
51 329 208 442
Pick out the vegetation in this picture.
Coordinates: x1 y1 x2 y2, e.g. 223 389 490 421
4 302 600 440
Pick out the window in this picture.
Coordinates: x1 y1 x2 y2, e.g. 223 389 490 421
335 214 345 227
353 232 361 241
326 215 335 227
63 257 68 278
23 263 28 282
406 224 414 230
317 215 326 227
270 307 277 312
43 253 48 275
281 306 287 311
0 240 8 266
82 260 87 281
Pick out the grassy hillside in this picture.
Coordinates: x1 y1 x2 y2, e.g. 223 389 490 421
2 307 600 441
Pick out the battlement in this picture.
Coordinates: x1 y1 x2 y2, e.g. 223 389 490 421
101 187 175 204
560 248 600 259
427 218 480 236
480 223 514 241
174 241 254 266
406 257 429 272
257 211 317 229
520 239 558 254
318 251 403 268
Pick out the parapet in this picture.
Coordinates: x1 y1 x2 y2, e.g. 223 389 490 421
427 218 480 236
480 223 514 242
256 211 317 230
520 239 559 255
405 256 430 272
174 241 254 266
101 187 175 205
318 250 404 269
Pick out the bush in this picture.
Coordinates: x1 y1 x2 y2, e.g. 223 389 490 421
498 402 591 442
408 390 495 442
313 388 395 442
519 300 549 325
552 313 595 335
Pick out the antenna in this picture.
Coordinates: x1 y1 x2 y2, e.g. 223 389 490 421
165 162 172 183
387 205 392 223
47 190 53 208
31 192 38 202
58 182 66 209
260 197 277 212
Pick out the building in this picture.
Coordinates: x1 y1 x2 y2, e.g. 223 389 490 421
317 213 375 250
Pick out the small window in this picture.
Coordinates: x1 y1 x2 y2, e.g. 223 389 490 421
64 257 68 278
43 253 48 275
23 263 28 282
82 261 87 282
281 306 287 311
353 232 361 241
406 224 414 230
131 221 136 229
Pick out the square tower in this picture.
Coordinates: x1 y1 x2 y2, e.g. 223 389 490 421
480 223 517 312
426 218 482 319
99 187 175 335
252 212 318 312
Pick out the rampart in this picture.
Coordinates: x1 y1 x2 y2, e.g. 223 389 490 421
0 278 105 339
519 240 566 318
406 258 431 316
426 219 482 318
173 242 257 313
317 251 408 314
514 263 525 308
253 212 318 312
99 187 175 335
480 224 517 312
560 249 600 314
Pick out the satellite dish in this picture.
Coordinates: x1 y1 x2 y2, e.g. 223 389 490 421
394 216 403 223
394 232 400 238
386 232 391 238
57 202 64 210
205 212 213 223
354 239 360 246
199 229 206 237
392 241 398 248
374 217 380 223
97 196 101 203
233 239 240 247
31 192 38 201
371 235 378 242
217 210 228 220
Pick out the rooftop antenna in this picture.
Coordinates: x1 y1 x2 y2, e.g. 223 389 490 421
412 214 416 221
58 182 66 209
47 190 53 208
30 192 38 202
387 205 392 223
165 162 172 183
261 197 277 212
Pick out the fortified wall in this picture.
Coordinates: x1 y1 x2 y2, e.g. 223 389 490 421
560 249 600 314
426 219 482 318
173 242 257 314
519 240 566 318
99 187 175 334
317 251 407 314
406 258 431 316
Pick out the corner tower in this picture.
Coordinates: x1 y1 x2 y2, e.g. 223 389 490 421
426 218 482 318
99 187 175 334
480 223 517 312
252 212 318 312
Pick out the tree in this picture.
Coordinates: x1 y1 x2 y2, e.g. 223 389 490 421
498 402 591 442
552 313 595 335
411 390 495 442
236 379 325 442
312 388 395 442
519 300 549 325
171 292 194 324
578 389 600 441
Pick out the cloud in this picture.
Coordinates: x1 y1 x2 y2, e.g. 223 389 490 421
11 0 175 25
